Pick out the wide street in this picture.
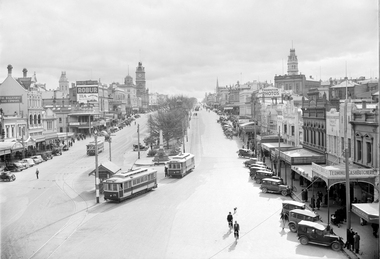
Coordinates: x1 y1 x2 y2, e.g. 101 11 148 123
1 109 347 259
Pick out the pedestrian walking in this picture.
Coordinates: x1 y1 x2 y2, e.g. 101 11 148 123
234 207 237 214
353 232 360 254
164 165 168 177
280 212 286 230
233 221 240 240
227 212 233 229
35 168 39 179
316 198 321 210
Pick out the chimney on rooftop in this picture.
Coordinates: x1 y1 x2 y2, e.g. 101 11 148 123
7 64 13 75
22 68 28 77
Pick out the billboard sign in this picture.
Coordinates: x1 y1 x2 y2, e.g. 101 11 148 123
260 87 281 98
77 84 98 104
0 95 22 103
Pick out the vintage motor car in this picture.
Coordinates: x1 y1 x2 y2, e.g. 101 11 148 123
22 158 35 167
5 162 27 172
282 201 306 219
0 171 16 182
249 165 266 175
251 170 275 183
237 148 255 158
243 158 259 167
288 209 321 233
133 143 148 151
31 155 44 164
297 220 343 251
260 178 292 196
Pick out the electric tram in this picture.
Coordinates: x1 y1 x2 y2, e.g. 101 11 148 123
103 167 157 202
167 153 195 178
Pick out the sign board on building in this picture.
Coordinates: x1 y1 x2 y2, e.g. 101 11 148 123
312 162 377 182
0 96 22 103
259 87 281 98
77 84 98 104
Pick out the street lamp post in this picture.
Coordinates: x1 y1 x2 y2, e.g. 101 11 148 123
94 129 100 203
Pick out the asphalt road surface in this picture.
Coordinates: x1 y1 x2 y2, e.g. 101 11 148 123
1 110 347 259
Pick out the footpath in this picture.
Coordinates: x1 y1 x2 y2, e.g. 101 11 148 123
261 158 378 259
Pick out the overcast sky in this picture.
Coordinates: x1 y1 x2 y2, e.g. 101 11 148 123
0 0 378 101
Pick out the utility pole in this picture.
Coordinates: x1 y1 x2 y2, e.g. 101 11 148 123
183 119 186 153
109 136 112 161
137 124 140 159
94 131 99 203
277 129 281 177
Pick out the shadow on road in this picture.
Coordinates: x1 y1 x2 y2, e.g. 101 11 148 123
223 229 232 239
228 240 237 252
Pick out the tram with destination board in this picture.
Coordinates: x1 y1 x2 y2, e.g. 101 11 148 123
86 140 104 156
103 168 157 202
167 153 195 178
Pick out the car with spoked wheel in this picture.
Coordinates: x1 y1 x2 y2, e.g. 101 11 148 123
288 209 321 233
297 220 343 251
260 178 292 196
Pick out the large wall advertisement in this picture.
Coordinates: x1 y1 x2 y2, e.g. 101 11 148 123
76 81 99 104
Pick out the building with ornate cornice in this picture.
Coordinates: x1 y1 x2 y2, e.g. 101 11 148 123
274 48 320 96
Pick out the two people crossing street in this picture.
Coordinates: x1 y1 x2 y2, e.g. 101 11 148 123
226 211 240 241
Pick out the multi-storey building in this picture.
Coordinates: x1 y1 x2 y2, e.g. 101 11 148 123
274 48 320 96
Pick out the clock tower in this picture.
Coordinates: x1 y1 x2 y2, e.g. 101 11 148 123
135 61 149 109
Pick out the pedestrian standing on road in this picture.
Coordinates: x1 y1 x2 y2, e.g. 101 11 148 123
164 165 168 177
234 207 237 214
35 168 39 179
227 212 233 229
280 212 286 230
353 232 360 254
233 221 240 240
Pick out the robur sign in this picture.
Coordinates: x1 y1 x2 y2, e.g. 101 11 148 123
77 83 99 104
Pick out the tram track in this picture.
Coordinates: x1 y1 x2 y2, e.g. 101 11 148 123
28 163 92 259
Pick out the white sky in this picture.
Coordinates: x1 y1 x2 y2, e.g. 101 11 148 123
0 0 378 101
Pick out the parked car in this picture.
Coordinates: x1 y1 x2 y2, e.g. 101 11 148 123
5 162 27 172
297 220 343 251
260 178 292 196
282 201 305 219
237 149 254 158
243 158 259 167
31 155 44 164
36 151 53 161
22 158 36 167
133 143 148 151
52 147 62 156
0 171 16 181
288 209 321 233
251 170 275 183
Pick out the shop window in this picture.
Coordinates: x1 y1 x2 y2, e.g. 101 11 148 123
366 142 372 164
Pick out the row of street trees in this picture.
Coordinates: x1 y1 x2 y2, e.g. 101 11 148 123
144 96 197 151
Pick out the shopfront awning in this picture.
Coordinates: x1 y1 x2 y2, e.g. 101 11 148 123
0 141 24 155
312 162 378 188
262 143 294 152
223 107 233 110
352 203 379 224
291 165 313 181
280 148 325 165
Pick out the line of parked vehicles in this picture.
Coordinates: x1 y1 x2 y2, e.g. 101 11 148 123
1 150 59 182
241 153 344 252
